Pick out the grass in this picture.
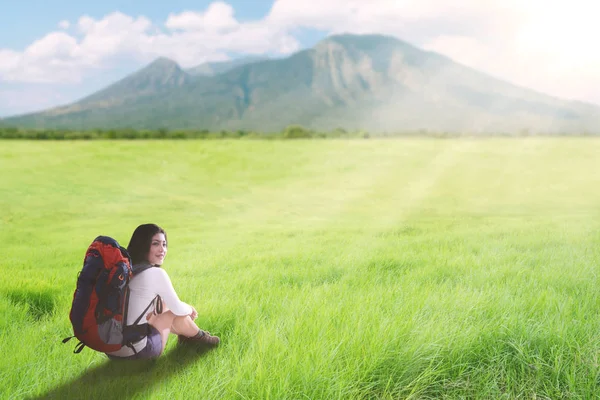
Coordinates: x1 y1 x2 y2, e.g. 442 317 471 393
1 137 600 399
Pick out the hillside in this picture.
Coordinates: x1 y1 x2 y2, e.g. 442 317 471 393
3 33 600 134
185 55 270 77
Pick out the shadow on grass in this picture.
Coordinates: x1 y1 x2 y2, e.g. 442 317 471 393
27 343 215 400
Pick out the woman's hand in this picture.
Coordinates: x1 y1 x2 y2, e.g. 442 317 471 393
190 306 198 320
146 311 155 323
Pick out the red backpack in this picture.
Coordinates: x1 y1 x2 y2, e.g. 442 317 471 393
62 236 157 354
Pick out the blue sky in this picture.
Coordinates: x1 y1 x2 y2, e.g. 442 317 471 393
1 0 599 117
1 1 274 49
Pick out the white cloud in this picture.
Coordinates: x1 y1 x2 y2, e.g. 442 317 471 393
77 12 152 36
58 20 70 30
165 1 238 32
267 0 523 39
73 12 155 65
26 32 78 60
0 50 21 71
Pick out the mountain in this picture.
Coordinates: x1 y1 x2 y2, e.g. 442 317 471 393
3 33 600 134
185 55 270 77
21 57 194 121
84 57 191 100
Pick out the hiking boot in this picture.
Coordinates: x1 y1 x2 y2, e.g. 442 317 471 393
178 330 220 347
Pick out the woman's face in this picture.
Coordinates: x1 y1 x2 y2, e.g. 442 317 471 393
148 232 167 265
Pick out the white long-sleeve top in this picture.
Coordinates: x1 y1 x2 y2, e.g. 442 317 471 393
106 266 193 357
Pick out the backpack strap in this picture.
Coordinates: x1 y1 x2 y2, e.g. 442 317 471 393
131 262 158 275
61 336 87 353
132 295 161 326
74 341 86 354
122 294 161 346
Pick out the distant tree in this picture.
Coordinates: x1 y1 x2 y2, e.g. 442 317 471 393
121 128 138 139
283 125 311 139
333 127 347 136
170 130 187 139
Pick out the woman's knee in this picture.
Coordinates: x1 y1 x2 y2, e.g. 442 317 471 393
148 310 177 330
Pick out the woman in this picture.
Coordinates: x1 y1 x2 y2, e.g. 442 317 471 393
106 223 219 360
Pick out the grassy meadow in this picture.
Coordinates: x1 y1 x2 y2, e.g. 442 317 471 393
1 137 600 399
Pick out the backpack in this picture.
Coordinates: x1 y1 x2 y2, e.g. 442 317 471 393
62 236 159 354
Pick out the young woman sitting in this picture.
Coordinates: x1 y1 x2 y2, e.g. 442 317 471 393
106 223 219 360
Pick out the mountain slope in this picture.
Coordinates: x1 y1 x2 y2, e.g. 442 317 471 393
186 55 270 77
3 33 600 133
30 57 196 120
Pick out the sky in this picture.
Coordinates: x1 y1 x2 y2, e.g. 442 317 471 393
1 0 599 117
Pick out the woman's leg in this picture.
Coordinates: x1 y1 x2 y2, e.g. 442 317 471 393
170 314 201 336
145 311 174 354
153 305 201 337
146 311 200 353
165 312 220 346
147 308 220 350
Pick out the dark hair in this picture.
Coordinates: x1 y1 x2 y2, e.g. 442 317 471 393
127 223 168 265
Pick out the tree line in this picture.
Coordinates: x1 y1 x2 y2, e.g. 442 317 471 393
0 125 370 140
0 125 590 140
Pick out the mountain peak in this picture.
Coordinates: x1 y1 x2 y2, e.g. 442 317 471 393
319 33 403 48
60 56 190 108
142 57 183 73
149 56 178 65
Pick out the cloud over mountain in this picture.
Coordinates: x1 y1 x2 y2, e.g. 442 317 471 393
0 0 598 113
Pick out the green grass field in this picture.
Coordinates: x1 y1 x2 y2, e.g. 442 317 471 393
1 138 600 399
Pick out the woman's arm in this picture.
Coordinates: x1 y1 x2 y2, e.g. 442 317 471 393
149 268 194 316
